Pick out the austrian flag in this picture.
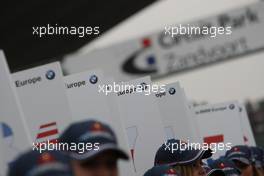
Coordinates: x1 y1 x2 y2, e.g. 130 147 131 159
35 122 59 144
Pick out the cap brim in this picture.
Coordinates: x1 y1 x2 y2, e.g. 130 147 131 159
201 148 213 159
207 169 225 176
146 166 180 176
69 144 129 161
169 148 212 166
26 163 72 176
231 157 251 165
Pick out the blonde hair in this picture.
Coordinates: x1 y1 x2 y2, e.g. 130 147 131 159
173 165 194 176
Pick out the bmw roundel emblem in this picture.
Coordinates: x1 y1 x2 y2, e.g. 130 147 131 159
89 75 98 84
45 70 55 80
169 87 176 95
229 104 235 110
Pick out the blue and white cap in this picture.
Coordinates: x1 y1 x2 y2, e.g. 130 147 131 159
144 165 181 176
154 139 212 166
208 157 241 176
203 162 226 176
225 145 252 165
59 120 128 161
8 150 72 176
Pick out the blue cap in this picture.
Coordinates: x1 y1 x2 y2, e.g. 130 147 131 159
144 165 181 176
208 158 241 176
251 146 264 168
154 139 212 166
59 120 128 161
225 145 252 165
203 162 226 176
8 150 72 176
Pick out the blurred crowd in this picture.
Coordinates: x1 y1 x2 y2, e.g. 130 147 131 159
8 119 264 176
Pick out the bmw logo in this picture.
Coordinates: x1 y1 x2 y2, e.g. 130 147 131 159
45 70 55 80
89 75 98 84
229 104 235 110
169 87 176 95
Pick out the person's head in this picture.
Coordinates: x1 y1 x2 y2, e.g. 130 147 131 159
207 157 241 176
144 165 181 176
8 150 73 176
251 147 264 176
154 139 212 176
71 150 119 176
173 159 206 176
59 120 129 176
225 145 253 176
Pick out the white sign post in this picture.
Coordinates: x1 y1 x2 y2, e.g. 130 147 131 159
116 76 166 175
13 62 72 145
64 70 134 176
194 102 244 158
0 51 31 174
155 82 200 142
